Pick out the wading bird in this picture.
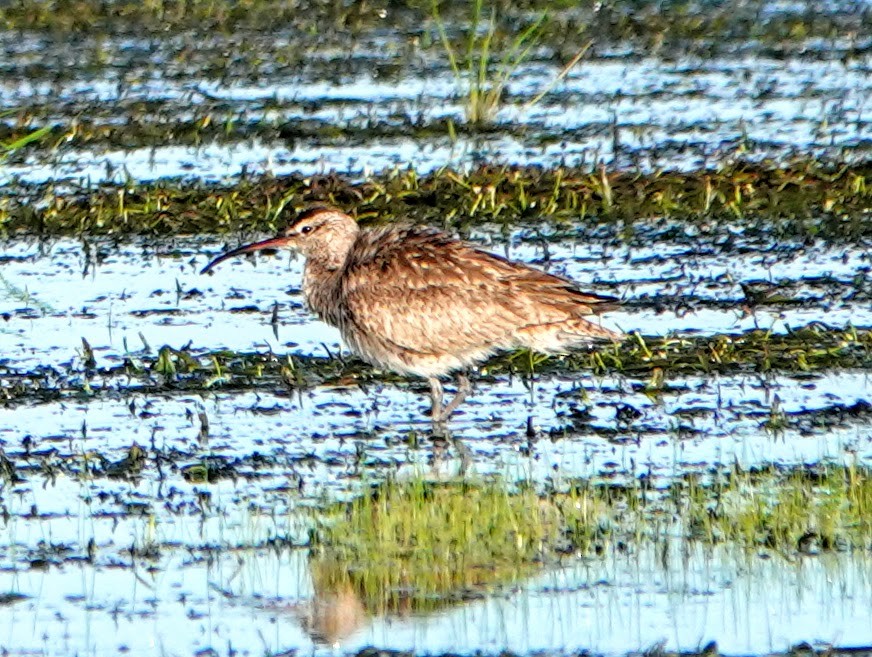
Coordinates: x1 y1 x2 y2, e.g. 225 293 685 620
201 205 622 425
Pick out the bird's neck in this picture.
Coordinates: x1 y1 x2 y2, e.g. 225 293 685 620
302 238 355 326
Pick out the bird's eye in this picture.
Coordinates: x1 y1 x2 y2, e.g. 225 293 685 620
300 225 313 234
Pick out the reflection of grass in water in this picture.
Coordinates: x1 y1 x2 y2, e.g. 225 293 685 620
311 477 568 613
311 465 872 613
686 463 872 552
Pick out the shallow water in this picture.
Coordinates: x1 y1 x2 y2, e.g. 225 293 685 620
3 369 872 504
1 48 870 184
2 364 871 655
5 543 872 656
3 247 871 653
1 232 869 372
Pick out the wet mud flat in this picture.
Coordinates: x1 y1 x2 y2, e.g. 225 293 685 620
2 0 872 656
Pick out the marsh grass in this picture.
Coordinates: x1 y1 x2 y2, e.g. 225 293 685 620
1 161 868 239
0 272 54 314
1 324 869 406
680 464 872 552
0 0 863 55
3 449 870 586
432 0 591 126
0 122 52 163
434 0 549 125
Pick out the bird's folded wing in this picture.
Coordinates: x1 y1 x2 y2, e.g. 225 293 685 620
341 236 614 355
343 279 517 355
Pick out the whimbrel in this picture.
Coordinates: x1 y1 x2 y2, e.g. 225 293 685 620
202 205 622 424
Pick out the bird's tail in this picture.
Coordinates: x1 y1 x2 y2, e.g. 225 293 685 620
516 317 624 353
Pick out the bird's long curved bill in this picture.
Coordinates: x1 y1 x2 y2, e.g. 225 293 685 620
200 237 289 274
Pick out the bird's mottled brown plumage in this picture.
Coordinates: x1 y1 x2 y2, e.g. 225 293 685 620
202 205 623 423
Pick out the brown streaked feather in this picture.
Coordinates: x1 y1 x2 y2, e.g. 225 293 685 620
338 225 619 374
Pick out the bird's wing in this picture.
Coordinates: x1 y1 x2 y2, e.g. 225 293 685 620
341 226 615 355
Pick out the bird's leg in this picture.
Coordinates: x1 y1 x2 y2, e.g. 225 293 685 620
428 377 445 423
438 374 472 421
429 374 473 426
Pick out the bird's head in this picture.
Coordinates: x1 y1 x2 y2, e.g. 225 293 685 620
200 205 359 274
